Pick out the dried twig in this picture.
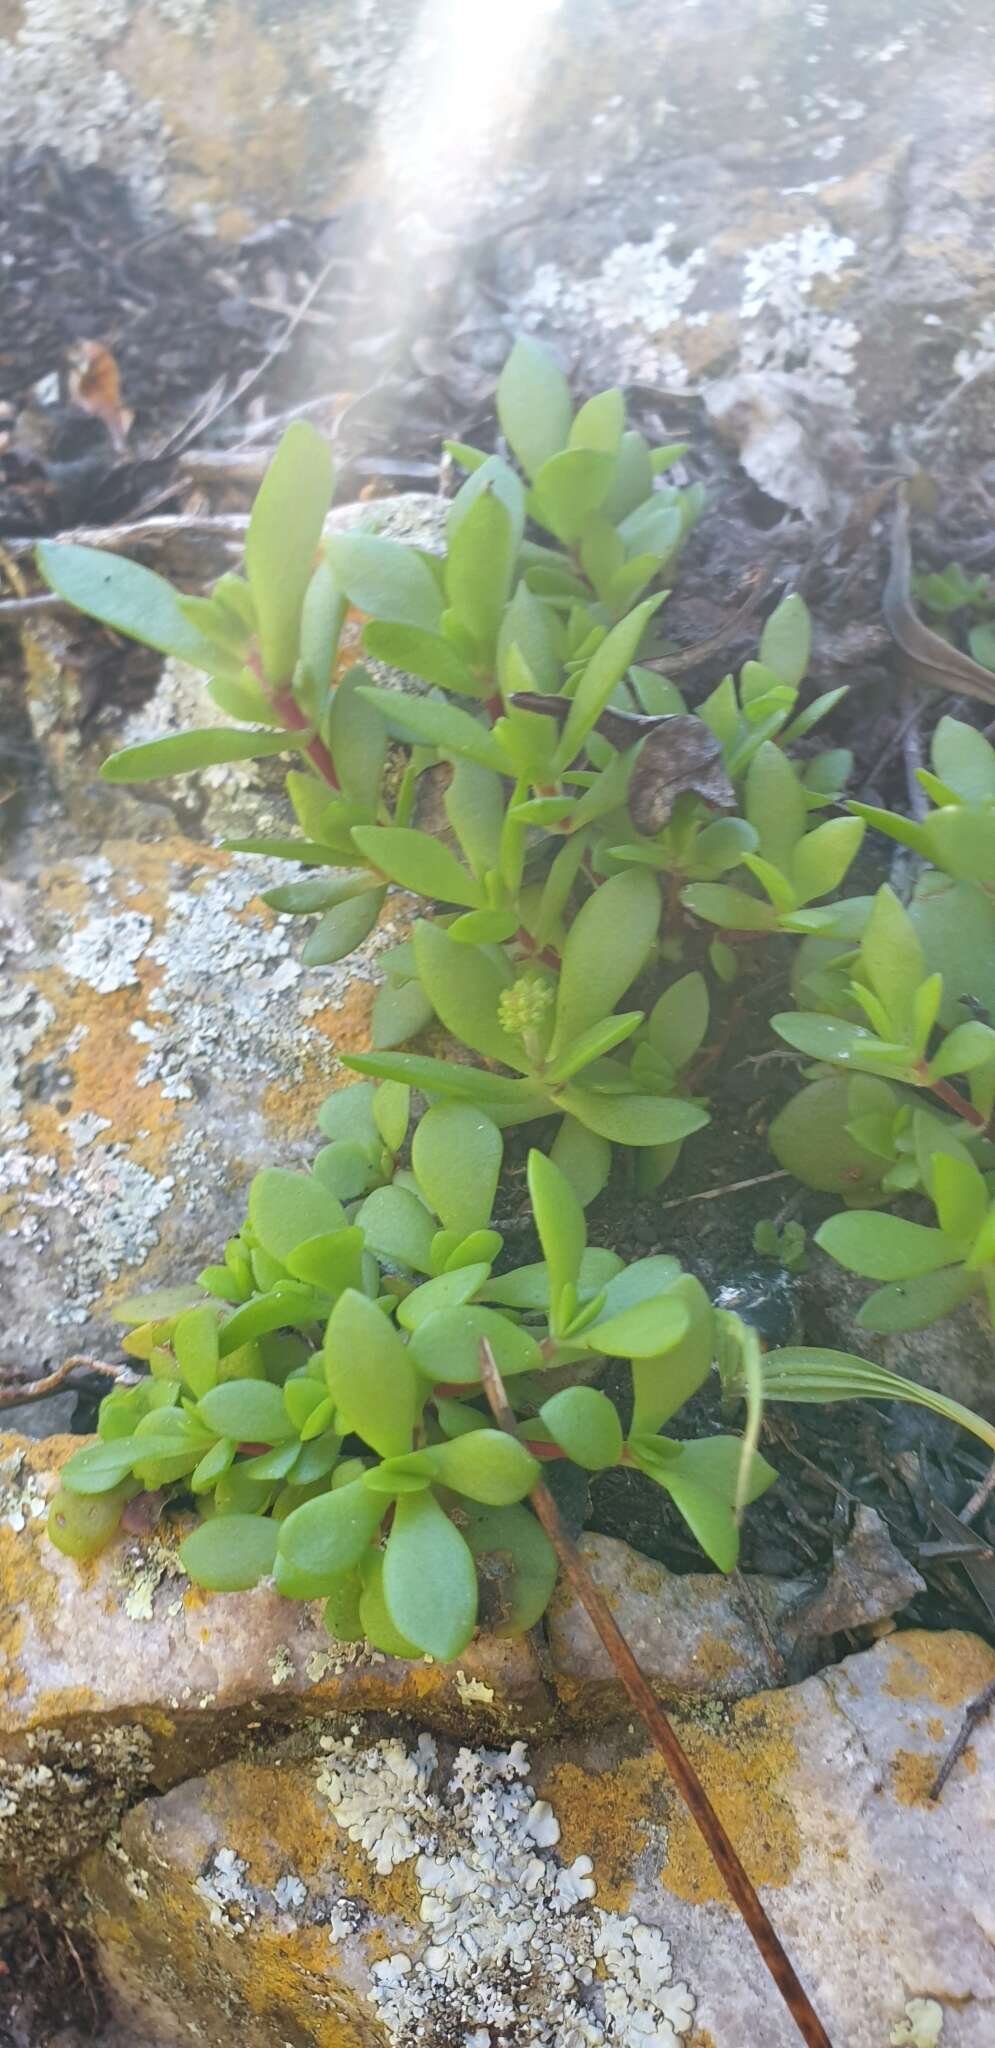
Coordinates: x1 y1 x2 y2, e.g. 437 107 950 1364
0 1355 136 1408
929 1678 995 1801
6 512 249 560
181 251 343 452
656 1167 789 1212
960 1455 995 1527
479 1339 834 2048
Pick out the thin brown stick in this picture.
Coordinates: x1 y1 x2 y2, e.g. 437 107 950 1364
928 1677 995 1800
656 1167 789 1212
479 1340 834 2048
0 1356 136 1408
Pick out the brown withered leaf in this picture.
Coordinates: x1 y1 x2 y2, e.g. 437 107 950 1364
65 339 133 453
510 692 736 834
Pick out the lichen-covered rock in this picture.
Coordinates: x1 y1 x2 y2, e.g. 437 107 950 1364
546 1533 810 1719
0 820 415 1367
0 1434 550 1895
4 4 994 492
82 1630 995 2047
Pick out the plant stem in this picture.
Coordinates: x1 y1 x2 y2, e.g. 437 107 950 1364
926 1074 989 1132
268 684 341 790
479 1340 834 2048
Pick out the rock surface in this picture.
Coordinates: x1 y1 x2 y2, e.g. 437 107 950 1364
0 498 445 1373
0 1433 550 1894
546 1534 809 1716
3 2 994 488
3 1439 836 1894
81 1629 995 2047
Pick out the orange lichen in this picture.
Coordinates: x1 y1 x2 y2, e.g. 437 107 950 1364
882 1629 995 1709
890 1750 941 1808
537 1754 659 1910
659 1697 801 1905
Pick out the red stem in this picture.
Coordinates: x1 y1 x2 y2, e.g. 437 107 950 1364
269 684 340 790
927 1073 989 1133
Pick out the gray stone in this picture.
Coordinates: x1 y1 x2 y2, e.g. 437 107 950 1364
546 1532 812 1718
81 1629 995 2047
0 1432 551 1895
801 1250 995 1422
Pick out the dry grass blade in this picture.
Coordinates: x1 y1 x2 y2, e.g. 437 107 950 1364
478 1338 834 2048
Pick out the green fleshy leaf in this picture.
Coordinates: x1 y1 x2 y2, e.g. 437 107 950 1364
555 1088 709 1147
357 1184 436 1275
462 1503 558 1634
539 1387 622 1469
412 1103 503 1236
355 688 506 772
301 888 385 966
429 1429 538 1505
412 919 521 1067
324 532 442 630
584 1292 690 1359
60 1438 143 1496
758 593 811 686
325 1289 420 1455
527 1149 585 1331
382 1491 477 1660
179 1513 279 1591
362 621 477 696
248 1169 346 1261
550 868 659 1058
197 1379 296 1444
277 1478 385 1586
857 1267 981 1332
815 1211 962 1280
408 1304 541 1385
352 826 483 909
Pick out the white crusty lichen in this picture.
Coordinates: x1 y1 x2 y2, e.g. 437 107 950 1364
522 224 704 387
953 311 995 383
739 225 859 393
194 1847 258 1937
0 1448 47 1533
317 1730 695 2047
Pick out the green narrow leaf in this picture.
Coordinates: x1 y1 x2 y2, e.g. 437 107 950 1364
758 593 811 686
550 868 660 1058
101 727 297 785
527 1149 586 1329
245 422 334 682
352 827 483 909
36 542 219 666
496 337 573 480
646 973 709 1072
759 1346 995 1454
327 665 387 812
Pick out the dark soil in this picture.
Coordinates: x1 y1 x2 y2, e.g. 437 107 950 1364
0 1897 107 2048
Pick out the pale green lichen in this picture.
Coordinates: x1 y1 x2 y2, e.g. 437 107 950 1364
890 1999 944 2048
